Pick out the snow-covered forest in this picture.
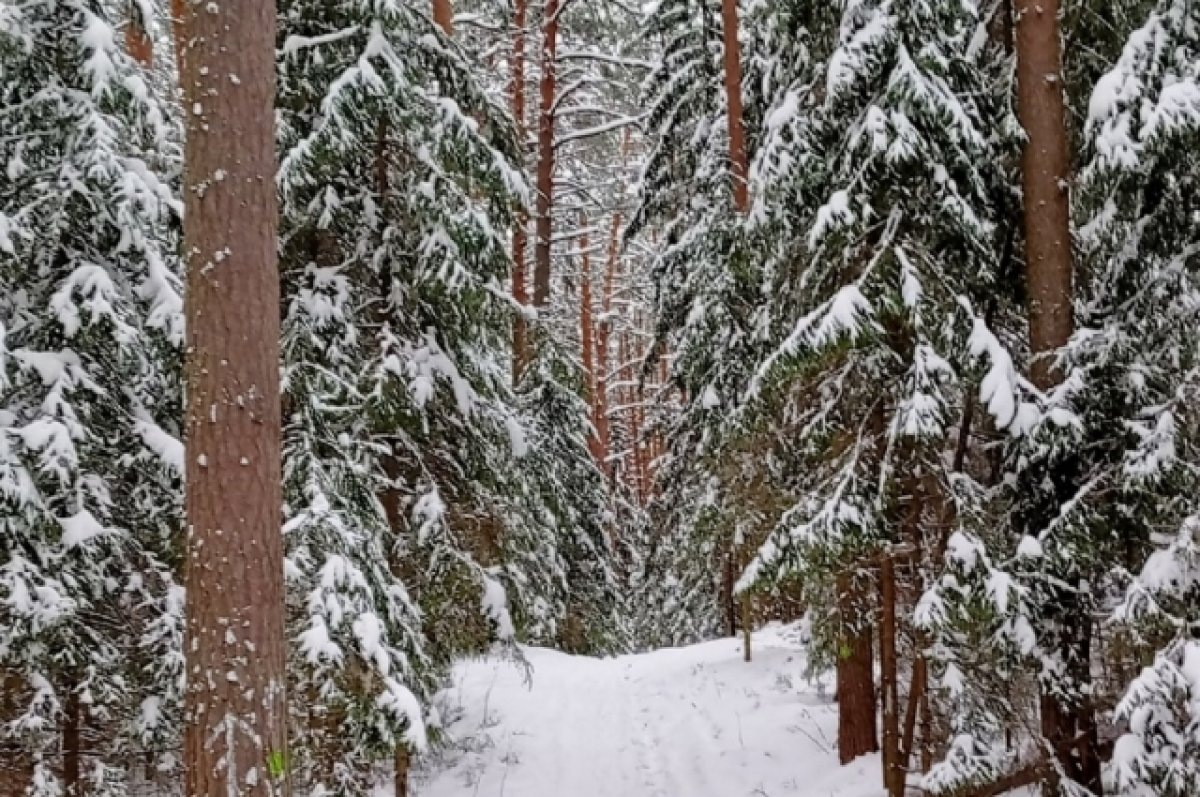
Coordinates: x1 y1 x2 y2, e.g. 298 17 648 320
0 0 1197 796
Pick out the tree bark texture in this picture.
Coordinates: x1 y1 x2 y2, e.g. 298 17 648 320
1013 0 1073 389
532 0 559 308
432 0 453 35
836 571 879 764
880 556 902 797
510 0 530 380
125 2 153 67
0 673 32 797
719 0 749 213
579 222 604 465
179 0 290 795
1013 0 1100 790
62 688 81 797
594 212 621 476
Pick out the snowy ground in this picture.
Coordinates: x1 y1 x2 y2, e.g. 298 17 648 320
414 624 884 797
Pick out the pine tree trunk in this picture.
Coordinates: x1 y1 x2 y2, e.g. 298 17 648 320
594 212 621 475
394 747 410 797
0 673 31 797
170 0 187 78
510 0 530 381
62 688 81 797
532 0 559 308
836 571 879 764
879 557 902 797
125 3 153 67
1014 0 1073 390
432 0 453 35
1012 0 1099 790
719 0 749 213
180 1 289 795
579 222 604 464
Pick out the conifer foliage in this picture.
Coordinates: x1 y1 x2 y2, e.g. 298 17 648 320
0 1 184 792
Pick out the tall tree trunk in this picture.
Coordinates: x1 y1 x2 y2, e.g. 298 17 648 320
0 673 32 797
180 1 289 795
1013 0 1098 790
594 212 621 475
169 0 187 77
369 120 419 797
879 557 902 797
579 221 603 464
532 0 559 308
1014 0 1073 389
719 0 749 213
62 688 81 797
510 0 530 381
836 571 879 764
432 0 453 35
125 1 153 67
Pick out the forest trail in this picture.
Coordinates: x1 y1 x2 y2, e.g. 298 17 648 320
416 625 881 797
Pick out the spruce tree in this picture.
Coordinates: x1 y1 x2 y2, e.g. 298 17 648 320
1079 2 1200 791
0 1 183 793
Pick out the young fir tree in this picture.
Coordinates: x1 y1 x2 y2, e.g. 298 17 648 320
0 1 183 793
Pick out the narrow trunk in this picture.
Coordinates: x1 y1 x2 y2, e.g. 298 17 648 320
1014 0 1073 389
432 0 453 35
1012 0 1095 790
740 549 753 663
719 0 750 213
0 673 32 797
510 0 530 381
532 0 559 308
394 747 410 797
723 554 737 637
579 222 603 465
836 571 879 764
180 1 289 795
62 688 81 797
125 2 153 67
594 212 621 474
879 556 902 797
169 0 187 77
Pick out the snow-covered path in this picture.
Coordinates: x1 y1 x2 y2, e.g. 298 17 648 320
417 625 882 797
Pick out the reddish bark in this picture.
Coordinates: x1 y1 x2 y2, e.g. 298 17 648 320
1014 0 1073 390
169 0 187 77
594 212 622 474
511 0 530 381
125 4 153 67
63 688 81 797
880 556 902 797
432 0 453 35
836 571 879 764
579 221 604 465
1013 0 1100 791
532 0 560 308
180 1 290 795
719 0 750 213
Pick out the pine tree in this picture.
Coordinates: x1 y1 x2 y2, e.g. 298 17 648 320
0 2 184 794
179 0 290 795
